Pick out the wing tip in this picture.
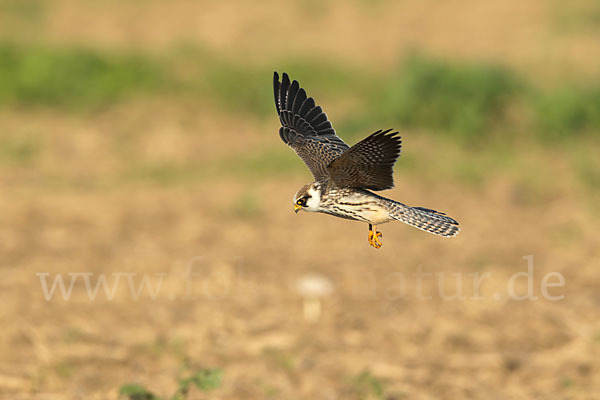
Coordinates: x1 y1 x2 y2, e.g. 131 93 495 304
372 128 401 139
273 71 289 79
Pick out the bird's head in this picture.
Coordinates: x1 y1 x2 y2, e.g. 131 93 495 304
293 183 322 213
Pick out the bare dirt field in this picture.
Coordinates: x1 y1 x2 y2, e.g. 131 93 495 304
1 1 599 399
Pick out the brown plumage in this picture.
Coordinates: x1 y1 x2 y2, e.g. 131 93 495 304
327 129 401 190
274 71 460 248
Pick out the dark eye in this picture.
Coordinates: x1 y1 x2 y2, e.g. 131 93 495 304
297 199 304 205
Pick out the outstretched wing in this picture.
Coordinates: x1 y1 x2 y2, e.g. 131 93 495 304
274 72 350 181
326 129 401 190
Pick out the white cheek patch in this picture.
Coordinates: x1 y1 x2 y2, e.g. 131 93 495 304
305 187 321 210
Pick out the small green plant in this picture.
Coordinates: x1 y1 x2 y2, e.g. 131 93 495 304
119 368 222 400
0 135 41 165
534 85 600 141
0 43 166 109
349 370 386 399
262 346 296 373
376 54 520 140
119 383 160 400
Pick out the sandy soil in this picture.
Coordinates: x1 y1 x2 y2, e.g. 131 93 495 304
1 1 599 399
40 0 600 78
1 105 599 398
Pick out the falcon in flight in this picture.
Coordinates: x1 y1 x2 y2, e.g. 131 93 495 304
273 72 459 249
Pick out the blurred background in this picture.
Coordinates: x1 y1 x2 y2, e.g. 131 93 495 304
1 0 599 398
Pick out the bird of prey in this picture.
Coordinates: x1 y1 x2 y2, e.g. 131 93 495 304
273 72 459 249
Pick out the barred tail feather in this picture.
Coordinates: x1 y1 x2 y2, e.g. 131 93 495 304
389 203 460 237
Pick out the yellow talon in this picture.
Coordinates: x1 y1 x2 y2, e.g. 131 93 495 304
368 225 383 249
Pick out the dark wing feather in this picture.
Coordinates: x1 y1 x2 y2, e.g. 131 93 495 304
274 72 349 181
327 129 402 190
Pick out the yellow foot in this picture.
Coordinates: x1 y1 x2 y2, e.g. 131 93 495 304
368 229 383 249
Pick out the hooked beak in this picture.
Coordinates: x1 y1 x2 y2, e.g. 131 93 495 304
294 204 302 213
